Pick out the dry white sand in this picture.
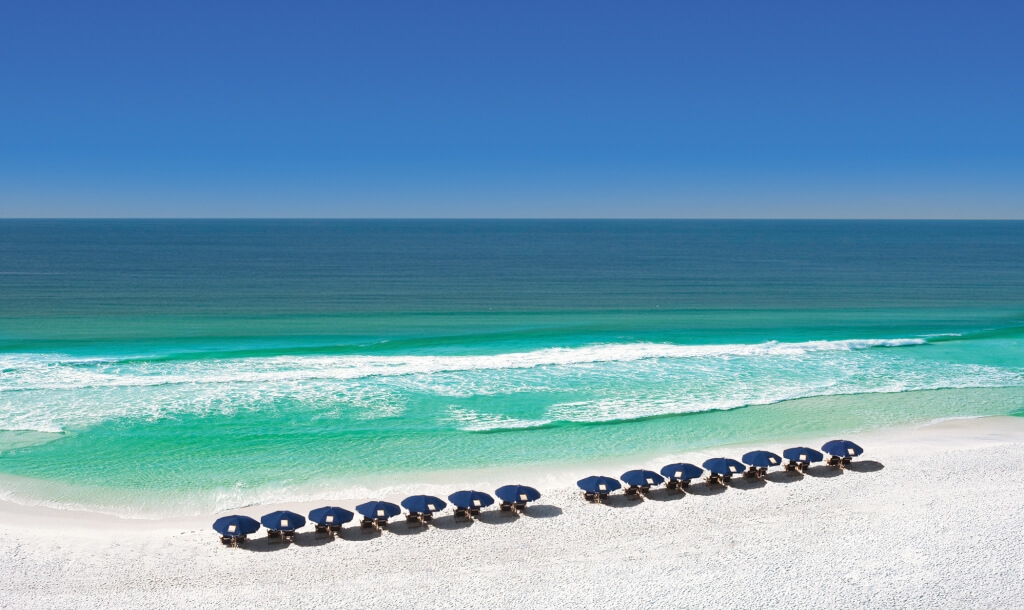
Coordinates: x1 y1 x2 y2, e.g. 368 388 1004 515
2 416 1024 609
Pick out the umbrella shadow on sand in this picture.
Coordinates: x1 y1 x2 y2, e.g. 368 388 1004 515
291 532 339 547
684 482 728 496
388 521 433 536
341 527 384 541
643 488 688 502
728 477 767 491
602 494 646 508
235 536 307 553
845 460 885 473
764 471 804 484
804 465 844 478
519 504 562 519
429 515 475 531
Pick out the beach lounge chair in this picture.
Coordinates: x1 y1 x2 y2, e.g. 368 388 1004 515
360 517 376 529
707 473 723 485
743 466 759 479
314 522 330 534
582 491 597 502
665 478 692 491
453 507 470 519
841 455 853 467
220 535 243 546
499 501 516 514
405 512 424 526
624 485 641 497
826 455 842 468
267 529 282 539
422 512 434 523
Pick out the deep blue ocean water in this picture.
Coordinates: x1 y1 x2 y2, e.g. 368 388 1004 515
1 220 1022 515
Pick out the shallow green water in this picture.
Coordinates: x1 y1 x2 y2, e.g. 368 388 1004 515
1 220 1022 516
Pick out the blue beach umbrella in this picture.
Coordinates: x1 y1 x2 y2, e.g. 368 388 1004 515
494 485 541 504
741 451 783 468
401 495 448 514
212 515 260 537
660 463 704 481
355 501 402 519
308 506 354 526
576 476 622 494
702 458 745 476
620 469 666 487
822 440 864 457
783 447 824 463
260 510 306 531
447 490 495 509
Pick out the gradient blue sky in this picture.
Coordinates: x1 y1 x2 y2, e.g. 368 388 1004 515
1 1 1022 218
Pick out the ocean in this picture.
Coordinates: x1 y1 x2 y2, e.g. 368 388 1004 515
1 220 1022 516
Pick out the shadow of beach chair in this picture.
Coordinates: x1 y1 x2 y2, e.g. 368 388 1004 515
499 501 525 516
405 512 424 526
784 460 810 474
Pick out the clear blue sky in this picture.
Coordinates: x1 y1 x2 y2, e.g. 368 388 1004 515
1 1 1022 218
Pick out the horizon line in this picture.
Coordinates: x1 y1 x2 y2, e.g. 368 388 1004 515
2 217 1024 222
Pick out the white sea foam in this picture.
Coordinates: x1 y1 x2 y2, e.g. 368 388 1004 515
445 406 552 432
0 337 1019 433
0 338 926 391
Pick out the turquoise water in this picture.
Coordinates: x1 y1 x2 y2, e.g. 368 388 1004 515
1 220 1023 516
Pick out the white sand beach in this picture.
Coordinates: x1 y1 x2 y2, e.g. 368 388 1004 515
2 416 1024 609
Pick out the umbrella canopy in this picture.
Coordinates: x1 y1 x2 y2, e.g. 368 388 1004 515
447 490 495 509
401 495 448 514
822 439 864 457
577 475 622 494
620 469 666 487
212 515 260 537
783 447 824 463
308 506 354 526
494 485 541 504
741 450 783 468
260 510 306 531
702 458 745 476
660 463 704 481
355 501 402 519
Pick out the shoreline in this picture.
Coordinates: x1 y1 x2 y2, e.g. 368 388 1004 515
4 413 1024 607
3 414 1022 535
